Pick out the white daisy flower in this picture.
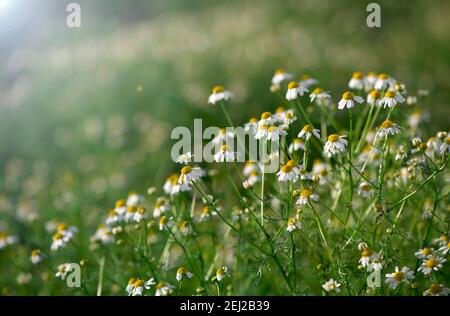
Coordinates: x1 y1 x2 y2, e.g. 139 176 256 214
131 279 145 296
357 182 374 198
364 72 378 92
366 90 382 106
176 152 194 165
309 87 331 104
159 216 174 231
338 91 364 110
114 199 127 216
106 209 122 225
51 232 67 251
214 144 238 162
298 168 312 180
208 85 231 105
323 134 347 157
91 225 115 244
439 137 450 155
277 160 300 182
125 277 136 295
153 197 170 218
418 255 446 275
433 235 448 248
371 252 383 271
258 111 276 126
271 69 293 89
374 73 394 91
254 124 269 140
178 166 204 185
244 117 258 135
299 74 318 88
385 266 415 289
288 138 306 153
286 216 301 233
124 206 136 222
212 128 235 145
163 174 190 195
215 266 230 282
378 119 401 137
296 189 318 206
200 206 217 222
423 283 449 296
176 267 193 282
438 242 450 256
286 81 308 101
267 126 287 142
348 72 364 90
55 263 73 280
0 231 17 250
298 124 320 141
178 221 191 236
133 207 146 223
155 282 175 296
282 111 297 125
126 191 144 207
322 279 341 293
243 171 260 188
359 248 375 268
31 249 44 264
380 90 405 108
243 161 258 176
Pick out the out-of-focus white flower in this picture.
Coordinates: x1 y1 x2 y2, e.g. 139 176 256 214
208 86 231 105
286 81 308 101
423 283 449 296
348 72 364 90
322 279 341 293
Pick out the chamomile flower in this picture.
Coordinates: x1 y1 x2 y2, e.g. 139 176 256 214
215 266 230 281
124 206 136 222
359 248 375 268
309 88 331 104
176 152 194 165
178 221 191 236
55 263 72 280
159 216 174 231
296 189 318 206
254 123 269 140
208 85 231 105
338 91 364 110
271 69 293 90
51 232 67 251
155 282 175 296
212 128 235 145
131 279 145 296
176 267 193 282
163 174 180 195
323 134 347 157
125 277 136 295
378 120 401 137
133 207 146 223
267 125 287 142
214 144 238 162
200 206 217 222
243 171 260 188
244 117 258 134
113 199 127 216
322 279 341 293
286 81 308 101
348 72 364 90
178 166 204 185
288 138 306 153
438 242 450 256
358 182 374 198
364 72 378 91
298 124 320 141
277 160 300 182
91 225 115 244
411 137 428 154
385 266 415 289
298 74 318 88
282 111 297 126
439 137 450 155
298 167 312 180
312 159 331 184
370 252 383 271
243 161 258 176
433 235 448 248
423 283 449 296
418 255 446 275
31 249 44 264
380 90 405 108
286 216 301 232
258 111 276 126
367 90 382 106
0 231 17 249
426 137 441 154
374 73 394 91
153 197 170 218
106 209 121 225
126 191 144 207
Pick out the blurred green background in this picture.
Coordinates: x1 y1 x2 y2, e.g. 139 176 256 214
0 0 449 289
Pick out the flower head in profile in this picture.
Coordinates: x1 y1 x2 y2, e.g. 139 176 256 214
176 267 193 282
55 263 73 280
208 85 231 105
289 138 306 153
322 279 341 293
267 125 287 142
215 266 230 282
277 160 300 182
338 91 364 110
286 81 308 101
364 72 378 91
309 88 331 104
423 283 449 296
380 90 405 108
348 72 364 90
126 191 144 207
0 231 17 250
155 281 175 296
153 197 170 218
286 216 301 233
295 188 318 206
298 124 320 141
357 182 374 198
244 117 258 135
176 152 194 165
298 74 318 88
214 144 238 162
271 69 293 91
374 73 394 91
31 249 44 265
159 216 174 231
178 166 204 185
439 136 450 155
378 120 401 137
385 266 415 289
367 90 382 106
212 128 235 145
323 134 347 157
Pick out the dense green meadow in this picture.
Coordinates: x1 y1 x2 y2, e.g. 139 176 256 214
0 0 449 295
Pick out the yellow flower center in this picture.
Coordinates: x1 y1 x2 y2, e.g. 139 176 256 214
440 235 448 241
128 278 136 285
268 126 277 133
31 249 40 257
212 85 224 94
287 160 297 167
342 91 354 100
392 271 404 282
352 72 363 79
57 223 68 232
369 90 381 99
248 117 258 124
287 217 296 226
421 248 432 256
429 283 442 295
419 143 428 151
274 69 285 75
281 165 293 173
300 74 310 81
288 81 299 89
381 120 394 129
115 199 126 208
378 73 389 80
425 258 438 268
261 112 272 119
303 124 314 132
384 91 395 98
177 267 188 275
276 107 285 113
53 232 63 241
220 144 229 152
133 279 144 287
360 183 371 192
160 216 169 225
127 206 136 213
362 249 373 257
300 189 312 198
156 282 166 289
181 166 192 174
313 88 323 94
328 134 340 143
